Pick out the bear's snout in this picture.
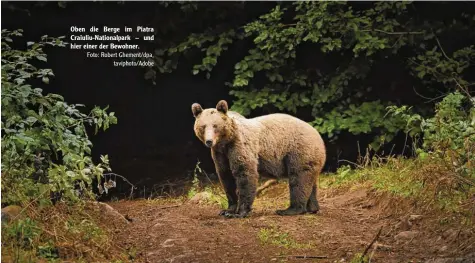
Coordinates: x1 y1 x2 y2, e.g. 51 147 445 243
205 140 213 148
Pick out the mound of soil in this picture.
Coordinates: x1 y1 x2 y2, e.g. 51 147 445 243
108 185 475 263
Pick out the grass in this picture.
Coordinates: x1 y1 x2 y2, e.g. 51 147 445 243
320 155 475 215
186 161 228 209
257 225 313 249
1 202 130 263
349 252 368 263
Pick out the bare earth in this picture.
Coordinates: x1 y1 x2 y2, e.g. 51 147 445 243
109 183 475 263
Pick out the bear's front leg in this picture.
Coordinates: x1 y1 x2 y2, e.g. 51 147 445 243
218 173 238 217
212 150 238 217
218 174 238 217
226 162 258 218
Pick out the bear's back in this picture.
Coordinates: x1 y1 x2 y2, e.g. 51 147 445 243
233 112 321 142
253 113 315 133
245 113 325 177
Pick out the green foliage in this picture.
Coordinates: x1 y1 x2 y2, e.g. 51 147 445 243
151 2 474 150
64 217 105 243
37 242 59 260
389 92 475 178
187 161 202 199
2 217 46 262
2 204 128 263
3 218 41 250
350 253 368 263
410 44 475 86
1 29 118 206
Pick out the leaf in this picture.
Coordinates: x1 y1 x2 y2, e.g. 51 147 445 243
269 74 276 82
36 55 47 62
26 116 37 124
316 21 323 29
58 1 67 8
42 76 49 84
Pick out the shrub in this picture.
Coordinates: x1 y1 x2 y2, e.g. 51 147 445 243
388 91 475 179
1 29 118 206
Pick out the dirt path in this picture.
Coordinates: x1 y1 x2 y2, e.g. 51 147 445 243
108 184 475 263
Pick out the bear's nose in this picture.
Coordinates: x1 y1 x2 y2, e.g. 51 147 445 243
205 140 213 147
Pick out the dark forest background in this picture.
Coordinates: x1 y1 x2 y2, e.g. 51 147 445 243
2 1 474 196
2 1 233 190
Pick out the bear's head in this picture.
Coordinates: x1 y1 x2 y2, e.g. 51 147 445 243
191 100 234 148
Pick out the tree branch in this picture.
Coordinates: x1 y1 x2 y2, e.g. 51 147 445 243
362 29 424 35
103 172 137 198
279 23 298 28
452 77 473 100
434 33 453 62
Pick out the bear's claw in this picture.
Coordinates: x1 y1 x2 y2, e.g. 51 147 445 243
221 211 250 218
219 210 228 216
219 209 236 216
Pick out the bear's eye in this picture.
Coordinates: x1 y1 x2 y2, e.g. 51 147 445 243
213 124 217 129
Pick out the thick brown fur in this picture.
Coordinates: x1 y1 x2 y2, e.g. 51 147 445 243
191 100 326 218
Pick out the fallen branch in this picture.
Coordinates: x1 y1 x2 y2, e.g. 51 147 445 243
360 226 383 262
256 179 278 196
368 242 379 263
276 255 328 259
91 201 130 224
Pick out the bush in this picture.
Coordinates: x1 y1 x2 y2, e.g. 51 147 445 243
1 29 117 206
388 91 475 179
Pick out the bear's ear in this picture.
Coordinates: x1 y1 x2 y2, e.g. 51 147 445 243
216 100 228 114
192 103 203 118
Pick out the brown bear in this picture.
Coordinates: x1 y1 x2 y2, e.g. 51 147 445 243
191 100 326 218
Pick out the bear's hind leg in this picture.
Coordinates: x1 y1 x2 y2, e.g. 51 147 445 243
306 183 320 214
276 156 316 216
276 172 314 216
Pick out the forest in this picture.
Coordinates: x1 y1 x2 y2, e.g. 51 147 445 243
1 1 474 262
